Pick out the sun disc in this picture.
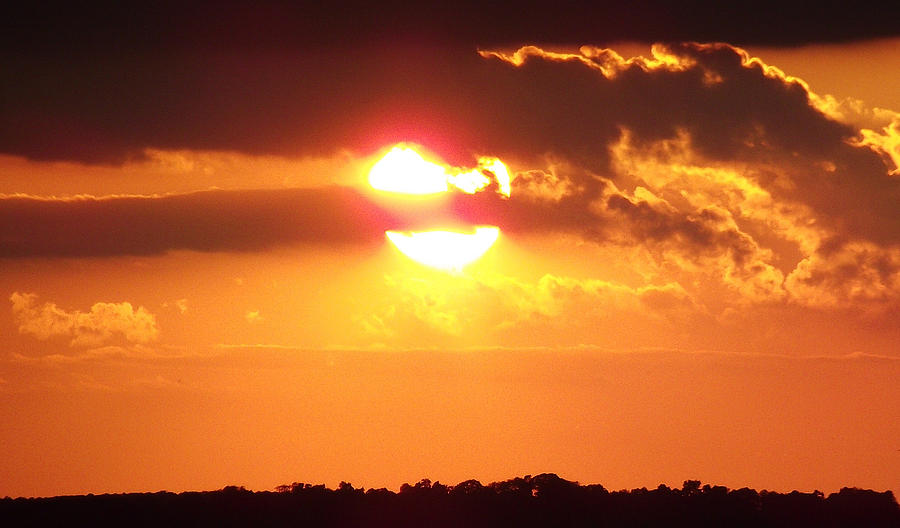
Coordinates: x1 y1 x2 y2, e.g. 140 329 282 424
386 227 500 271
368 146 449 194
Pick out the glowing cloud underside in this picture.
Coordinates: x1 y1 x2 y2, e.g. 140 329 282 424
369 144 510 271
386 227 500 271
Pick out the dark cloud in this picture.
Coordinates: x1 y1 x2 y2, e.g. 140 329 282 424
0 42 872 163
1 47 489 164
0 187 403 258
3 1 897 56
420 43 898 248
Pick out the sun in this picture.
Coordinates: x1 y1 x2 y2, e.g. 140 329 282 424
368 146 449 195
368 145 511 197
386 227 500 271
369 144 510 271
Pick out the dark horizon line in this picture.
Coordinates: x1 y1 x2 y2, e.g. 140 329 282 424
4 474 898 527
4 474 898 501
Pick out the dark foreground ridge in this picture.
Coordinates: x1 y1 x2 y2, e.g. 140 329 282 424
3 475 898 527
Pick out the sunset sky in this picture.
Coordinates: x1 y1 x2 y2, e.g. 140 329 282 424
1 3 898 498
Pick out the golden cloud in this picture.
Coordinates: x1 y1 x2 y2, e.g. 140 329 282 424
364 272 703 346
10 292 160 347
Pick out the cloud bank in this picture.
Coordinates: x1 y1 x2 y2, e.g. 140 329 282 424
3 42 899 312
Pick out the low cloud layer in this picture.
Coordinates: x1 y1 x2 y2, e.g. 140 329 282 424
0 187 399 258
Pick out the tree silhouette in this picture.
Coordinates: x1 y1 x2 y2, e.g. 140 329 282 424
2 476 898 527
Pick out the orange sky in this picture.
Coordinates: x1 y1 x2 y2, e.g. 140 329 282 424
1 38 899 498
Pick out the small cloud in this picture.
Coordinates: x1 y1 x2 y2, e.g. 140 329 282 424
245 310 263 324
10 292 160 347
357 310 396 338
162 298 189 314
132 375 185 390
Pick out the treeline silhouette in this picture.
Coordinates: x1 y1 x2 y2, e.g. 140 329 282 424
2 474 898 527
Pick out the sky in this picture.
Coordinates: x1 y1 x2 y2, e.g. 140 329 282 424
1 2 899 498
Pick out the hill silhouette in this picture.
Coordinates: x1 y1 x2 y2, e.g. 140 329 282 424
2 474 898 527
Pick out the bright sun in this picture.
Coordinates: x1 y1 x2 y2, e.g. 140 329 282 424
386 227 500 271
369 144 510 271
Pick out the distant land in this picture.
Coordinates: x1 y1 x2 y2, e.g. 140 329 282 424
3 474 898 527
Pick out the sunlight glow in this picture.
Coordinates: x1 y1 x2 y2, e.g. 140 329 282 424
386 227 500 271
369 144 511 270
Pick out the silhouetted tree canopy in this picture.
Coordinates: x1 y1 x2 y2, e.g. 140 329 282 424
2 475 897 527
